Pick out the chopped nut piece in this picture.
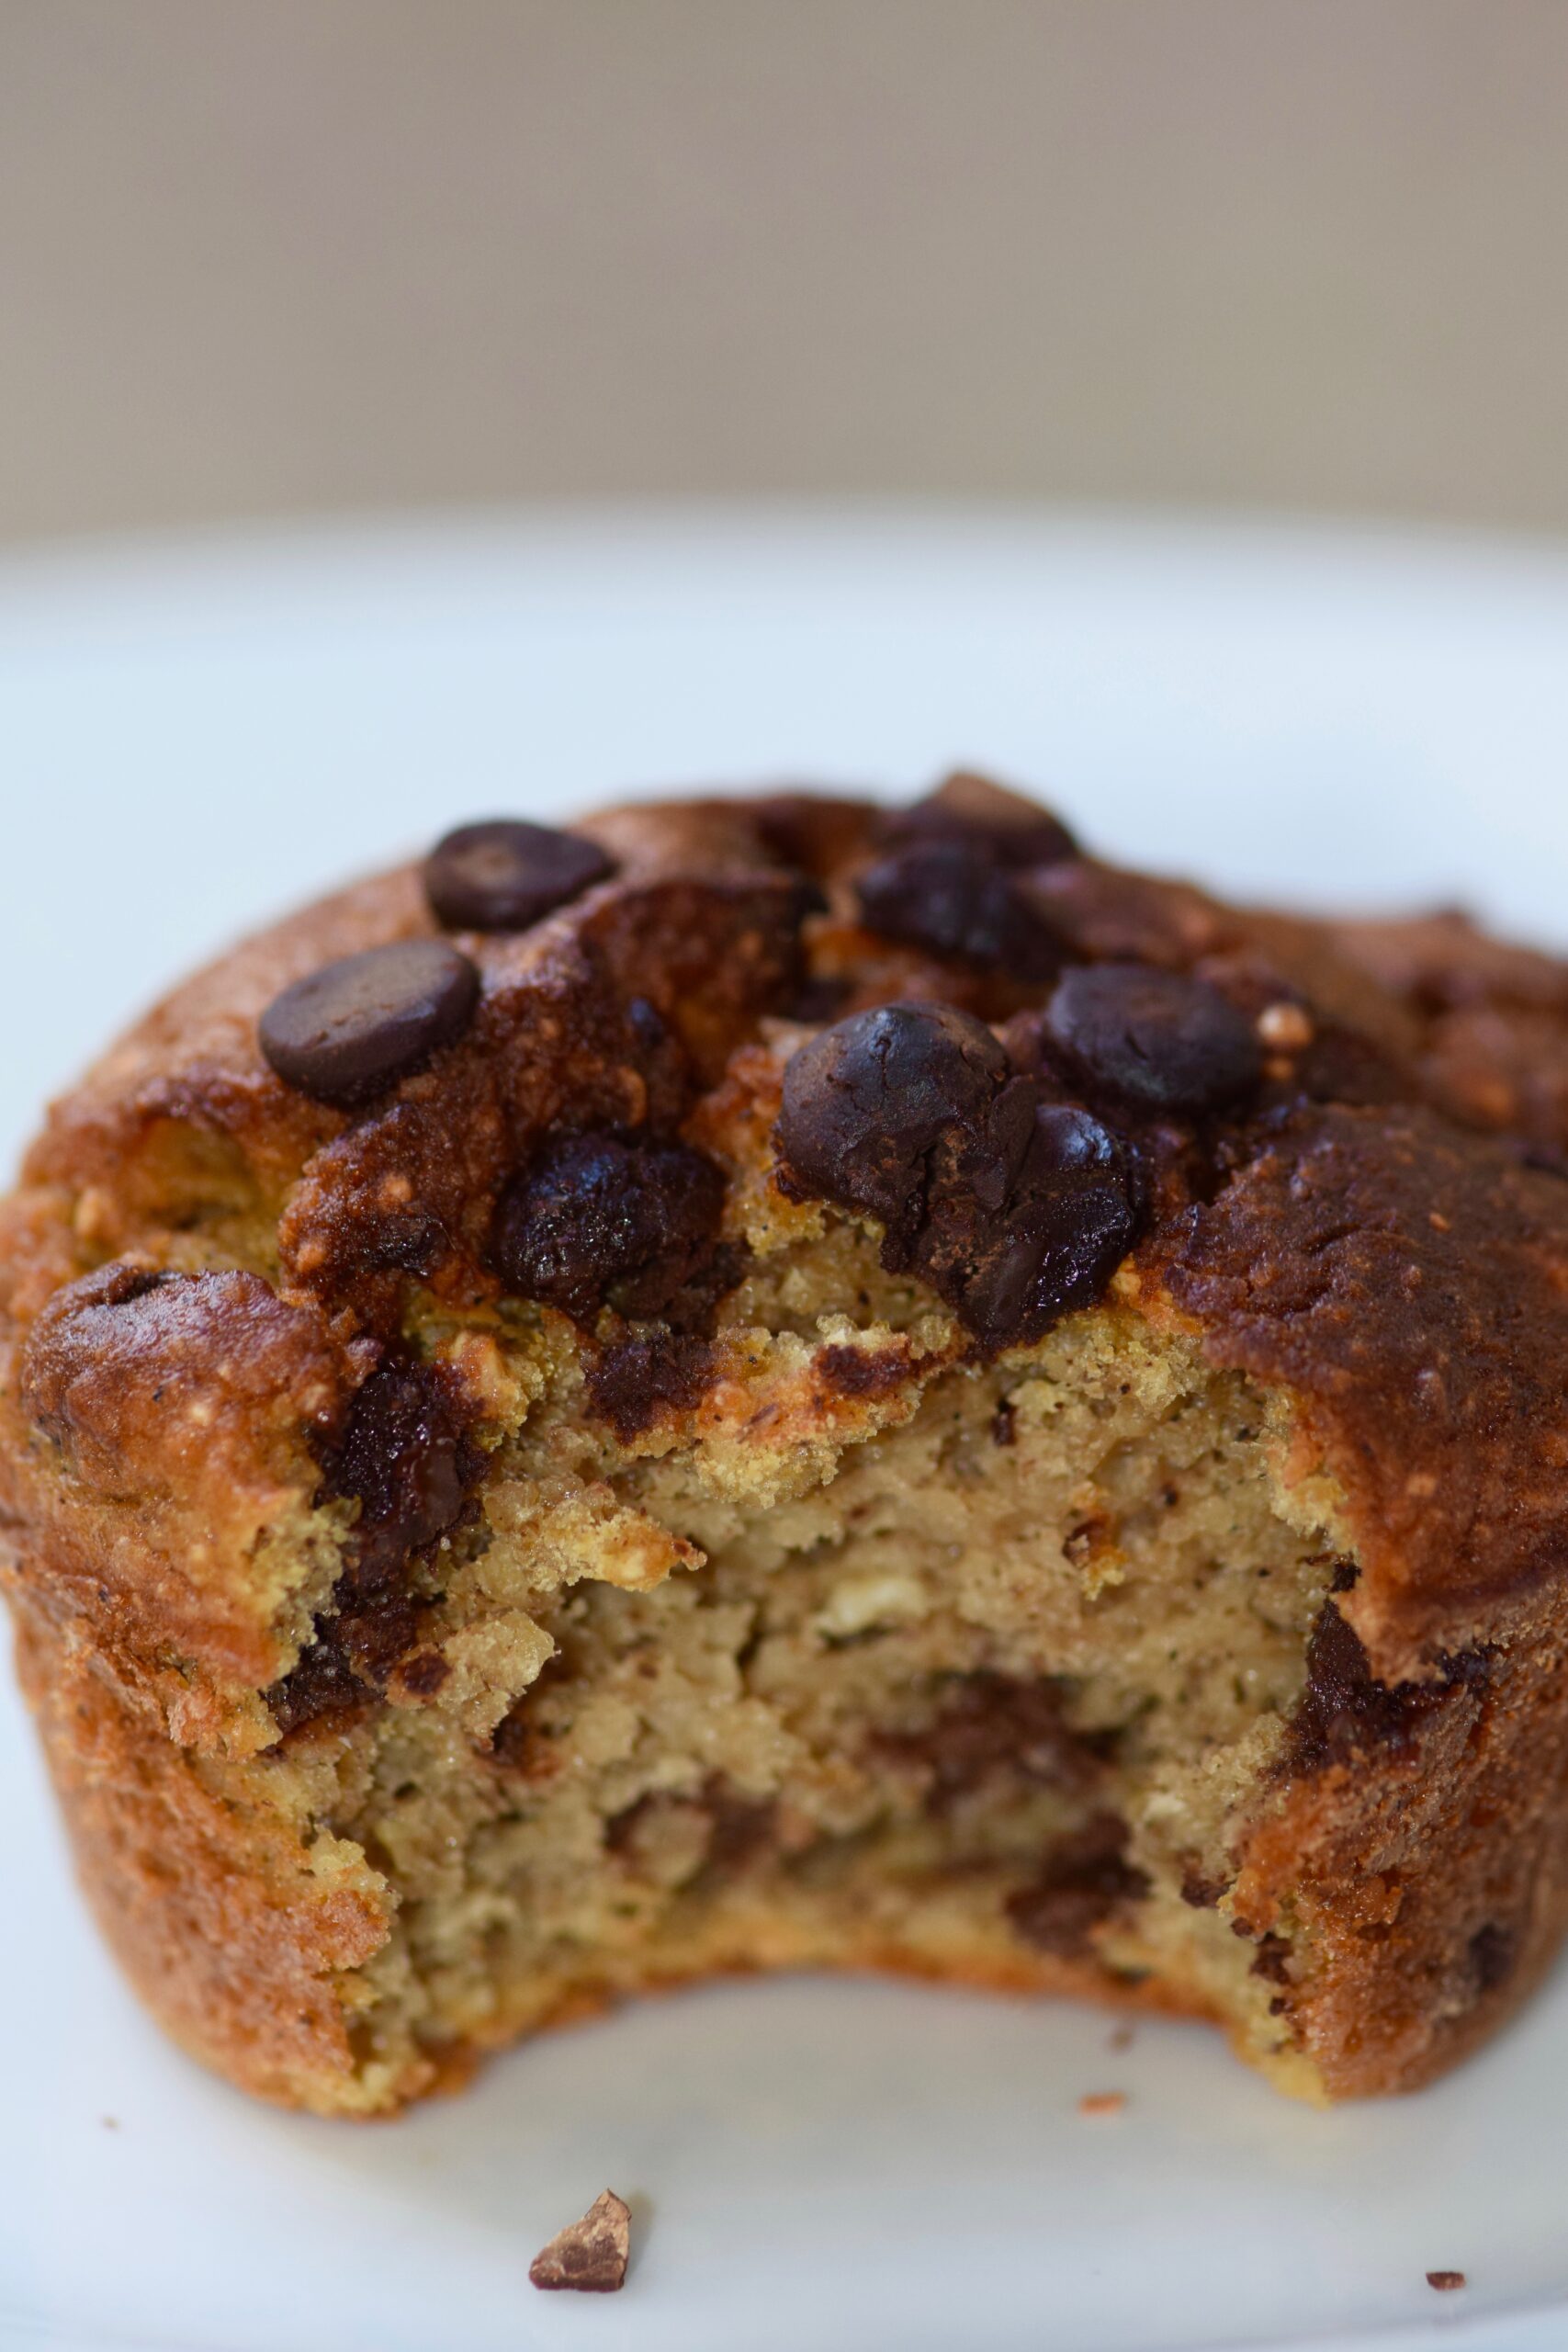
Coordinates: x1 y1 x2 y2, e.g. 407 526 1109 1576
1256 1001 1315 1051
529 2189 631 2293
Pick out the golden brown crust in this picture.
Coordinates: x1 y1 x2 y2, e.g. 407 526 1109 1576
1233 1578 1568 2097
13 1594 399 2112
1151 1103 1568 1671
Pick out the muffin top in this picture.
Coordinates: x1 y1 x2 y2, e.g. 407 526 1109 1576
9 774 1568 1699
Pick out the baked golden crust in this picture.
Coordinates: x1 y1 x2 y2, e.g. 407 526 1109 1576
6 775 1568 2114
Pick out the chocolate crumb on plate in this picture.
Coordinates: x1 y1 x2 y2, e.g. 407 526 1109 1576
528 2189 631 2293
1425 2270 1467 2292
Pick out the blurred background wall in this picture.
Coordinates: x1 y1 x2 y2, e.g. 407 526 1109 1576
3 0 1566 548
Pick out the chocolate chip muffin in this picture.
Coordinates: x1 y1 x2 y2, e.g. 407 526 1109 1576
6 773 1568 2117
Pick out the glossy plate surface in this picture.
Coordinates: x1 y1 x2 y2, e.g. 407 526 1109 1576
4 509 1568 2352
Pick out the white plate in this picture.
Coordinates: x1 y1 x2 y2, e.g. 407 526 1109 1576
4 509 1568 2352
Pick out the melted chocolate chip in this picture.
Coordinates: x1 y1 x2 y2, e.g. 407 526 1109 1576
1247 1929 1294 1985
880 782 1078 869
423 819 615 932
1045 963 1262 1114
1469 1922 1517 1995
700 1782 780 1878
855 841 1062 978
586 1329 716 1438
880 1673 1112 1810
933 1097 1140 1351
1283 1603 1493 1777
259 939 479 1108
1006 1813 1149 1958
778 1001 1142 1351
267 1355 481 1731
778 1001 1009 1230
325 1357 475 1577
815 1342 911 1400
491 1131 727 1326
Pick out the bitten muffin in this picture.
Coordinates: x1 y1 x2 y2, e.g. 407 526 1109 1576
5 775 1568 2117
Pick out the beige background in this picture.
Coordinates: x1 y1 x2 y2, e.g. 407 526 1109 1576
3 0 1567 548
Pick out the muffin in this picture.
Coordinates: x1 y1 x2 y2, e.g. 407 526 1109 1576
5 773 1568 2116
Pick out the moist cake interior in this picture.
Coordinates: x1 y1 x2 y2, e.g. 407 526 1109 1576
249 1208 1337 2111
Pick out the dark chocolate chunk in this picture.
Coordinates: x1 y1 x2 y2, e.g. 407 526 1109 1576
933 1098 1140 1351
392 1648 452 1700
586 1330 716 1438
1468 1921 1517 1995
777 1001 1009 1233
880 1673 1112 1810
854 841 1062 978
325 1357 474 1580
529 2189 631 2293
491 1130 726 1326
1247 1929 1294 1985
423 819 614 933
1045 963 1262 1114
1283 1603 1493 1778
815 1341 911 1400
259 939 479 1108
267 1355 480 1731
700 1781 780 1877
778 1001 1142 1351
1426 2273 1466 2293
1007 1813 1149 1958
265 1626 378 1733
880 775 1079 867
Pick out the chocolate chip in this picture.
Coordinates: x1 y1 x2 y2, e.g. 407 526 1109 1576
879 1673 1111 1810
267 1354 481 1731
855 842 1062 978
881 778 1078 868
1247 1930 1293 1985
1426 2273 1466 2293
423 819 614 932
777 1001 1009 1232
1007 1813 1149 1958
529 2190 631 2293
586 1329 716 1437
1283 1603 1492 1778
260 939 479 1108
935 1098 1139 1351
491 1131 726 1326
1468 1921 1517 1995
778 1003 1142 1351
325 1357 474 1576
1044 963 1262 1114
